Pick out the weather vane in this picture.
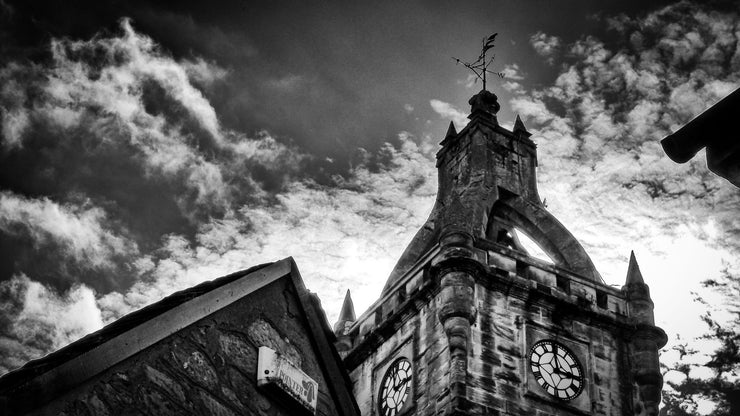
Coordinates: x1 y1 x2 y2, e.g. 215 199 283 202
453 33 504 91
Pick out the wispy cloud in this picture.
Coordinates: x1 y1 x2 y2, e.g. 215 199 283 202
0 18 439 372
97 132 438 327
1 3 739 382
0 191 138 269
0 19 316 372
530 31 561 64
501 63 524 81
429 99 469 130
0 274 102 374
516 2 740 348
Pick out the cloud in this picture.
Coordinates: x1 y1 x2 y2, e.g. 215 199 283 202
95 132 438 325
0 18 307 221
181 57 230 88
0 191 138 270
530 31 561 64
0 115 438 374
458 74 479 89
0 19 315 372
0 274 102 374
429 99 469 130
511 2 740 353
0 62 32 147
2 2 739 384
501 63 524 81
46 18 222 142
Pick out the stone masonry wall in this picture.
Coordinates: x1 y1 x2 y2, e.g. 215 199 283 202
350 294 452 416
29 278 339 416
466 245 630 416
468 282 624 416
350 241 632 416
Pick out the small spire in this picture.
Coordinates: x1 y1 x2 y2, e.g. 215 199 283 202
513 114 532 138
445 121 458 140
339 289 356 322
625 251 645 285
513 115 527 133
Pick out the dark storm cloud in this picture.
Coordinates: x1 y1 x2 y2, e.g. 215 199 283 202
1 0 685 164
0 18 307 301
0 0 410 160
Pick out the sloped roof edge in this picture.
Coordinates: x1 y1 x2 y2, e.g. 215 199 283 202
0 261 282 394
0 258 360 416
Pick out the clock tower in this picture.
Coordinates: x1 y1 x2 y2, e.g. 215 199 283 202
335 90 667 416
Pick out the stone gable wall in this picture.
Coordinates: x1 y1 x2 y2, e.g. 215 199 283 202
29 278 339 416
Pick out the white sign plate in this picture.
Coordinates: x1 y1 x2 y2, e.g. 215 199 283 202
257 346 319 414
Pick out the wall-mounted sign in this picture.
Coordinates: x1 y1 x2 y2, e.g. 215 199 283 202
257 346 319 414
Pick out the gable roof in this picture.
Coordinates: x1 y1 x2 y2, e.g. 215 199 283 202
0 258 360 416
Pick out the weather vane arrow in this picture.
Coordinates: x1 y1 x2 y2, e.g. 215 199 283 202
453 33 504 91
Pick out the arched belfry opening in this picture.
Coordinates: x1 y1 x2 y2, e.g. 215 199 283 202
512 228 555 264
485 194 602 282
486 213 555 265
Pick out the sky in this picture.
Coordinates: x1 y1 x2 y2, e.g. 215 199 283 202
0 0 739 391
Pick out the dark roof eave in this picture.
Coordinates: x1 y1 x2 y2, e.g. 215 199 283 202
661 87 740 163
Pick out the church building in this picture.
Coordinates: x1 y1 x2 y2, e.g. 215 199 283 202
333 90 667 416
0 89 667 416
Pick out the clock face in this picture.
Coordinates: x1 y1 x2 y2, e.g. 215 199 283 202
378 358 412 416
529 340 584 401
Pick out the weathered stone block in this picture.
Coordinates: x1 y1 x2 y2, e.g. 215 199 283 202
247 319 302 365
195 389 237 416
144 365 187 404
172 349 219 391
529 267 557 288
217 331 256 375
488 252 516 272
138 384 182 416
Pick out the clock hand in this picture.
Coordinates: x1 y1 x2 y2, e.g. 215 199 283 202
554 366 575 379
393 376 412 392
555 355 577 377
552 345 560 371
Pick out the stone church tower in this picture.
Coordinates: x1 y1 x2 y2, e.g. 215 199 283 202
335 90 667 416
